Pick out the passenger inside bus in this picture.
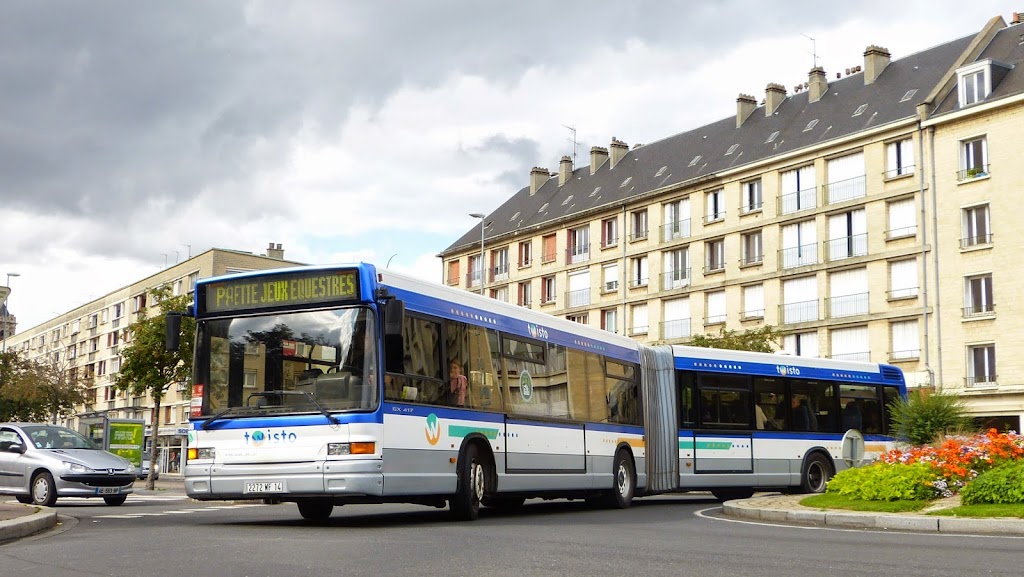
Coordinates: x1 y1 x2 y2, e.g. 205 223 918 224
448 359 468 407
792 396 815 431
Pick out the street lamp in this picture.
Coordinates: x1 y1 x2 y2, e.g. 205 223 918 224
469 213 486 296
2 272 20 353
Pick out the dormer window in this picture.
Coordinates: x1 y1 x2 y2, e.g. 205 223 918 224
961 69 986 105
957 59 1011 108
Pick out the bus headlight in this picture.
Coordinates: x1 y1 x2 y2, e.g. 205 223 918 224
187 447 215 460
327 442 375 456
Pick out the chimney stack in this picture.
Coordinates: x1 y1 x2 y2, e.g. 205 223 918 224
529 166 549 195
808 67 828 103
736 93 757 128
558 156 573 186
1013 12 1023 25
589 146 608 174
609 137 628 168
267 243 284 259
863 45 891 85
765 83 787 116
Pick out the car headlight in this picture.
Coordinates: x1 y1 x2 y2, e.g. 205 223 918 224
125 462 136 473
64 461 94 474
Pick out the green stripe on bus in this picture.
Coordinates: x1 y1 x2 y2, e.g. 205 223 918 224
678 439 734 451
448 425 500 440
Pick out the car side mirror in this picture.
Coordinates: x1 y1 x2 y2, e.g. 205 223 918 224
6 442 27 454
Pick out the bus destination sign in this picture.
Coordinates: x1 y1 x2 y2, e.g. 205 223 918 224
203 270 360 314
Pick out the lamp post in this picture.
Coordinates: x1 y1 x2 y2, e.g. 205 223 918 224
2 272 20 353
469 213 486 296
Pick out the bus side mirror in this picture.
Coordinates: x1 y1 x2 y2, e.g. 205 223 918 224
384 299 404 337
166 313 183 352
383 299 405 374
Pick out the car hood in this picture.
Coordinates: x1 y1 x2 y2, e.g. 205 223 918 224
43 449 131 470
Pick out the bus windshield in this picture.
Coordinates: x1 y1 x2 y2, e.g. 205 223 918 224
195 307 378 416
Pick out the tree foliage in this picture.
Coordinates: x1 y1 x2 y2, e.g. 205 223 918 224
113 284 195 488
887 390 975 445
0 349 87 423
688 325 782 353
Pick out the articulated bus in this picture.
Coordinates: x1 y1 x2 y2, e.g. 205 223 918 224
173 264 906 521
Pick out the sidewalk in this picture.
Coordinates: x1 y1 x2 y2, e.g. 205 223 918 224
723 493 1024 535
1 475 186 544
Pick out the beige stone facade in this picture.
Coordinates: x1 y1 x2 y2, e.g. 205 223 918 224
441 16 1024 429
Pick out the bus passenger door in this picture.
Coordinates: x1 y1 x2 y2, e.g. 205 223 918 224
694 375 754 475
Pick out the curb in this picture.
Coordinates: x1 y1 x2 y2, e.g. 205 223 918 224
723 499 1024 535
0 507 58 544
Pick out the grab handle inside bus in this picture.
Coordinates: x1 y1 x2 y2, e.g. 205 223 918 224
165 313 183 352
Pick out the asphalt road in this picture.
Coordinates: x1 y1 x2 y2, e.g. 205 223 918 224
1 493 1022 577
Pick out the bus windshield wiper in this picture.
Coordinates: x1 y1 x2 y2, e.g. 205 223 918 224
248 391 340 425
201 406 246 430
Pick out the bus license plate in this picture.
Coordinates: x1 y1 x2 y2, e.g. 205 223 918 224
96 487 120 495
245 482 284 494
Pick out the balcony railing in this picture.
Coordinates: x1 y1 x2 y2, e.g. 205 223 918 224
661 319 691 340
705 314 727 325
541 251 557 264
629 229 649 242
965 375 997 388
778 187 817 215
703 262 725 275
887 287 919 300
740 252 763 266
957 164 990 181
825 233 868 261
829 352 871 362
565 289 591 309
827 293 869 318
824 175 866 204
889 349 921 361
566 245 591 265
629 278 648 289
661 219 691 242
703 211 725 225
661 269 691 291
884 165 915 179
491 264 510 282
465 272 482 288
960 234 993 249
779 244 818 269
741 309 765 320
601 236 619 249
780 300 819 324
885 226 917 240
962 303 995 318
740 200 763 215
601 280 619 294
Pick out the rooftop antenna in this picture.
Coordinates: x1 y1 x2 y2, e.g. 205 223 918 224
801 33 818 68
161 253 168 267
181 244 192 259
563 124 578 164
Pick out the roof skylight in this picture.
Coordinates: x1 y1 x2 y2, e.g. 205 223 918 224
688 155 702 167
803 119 819 132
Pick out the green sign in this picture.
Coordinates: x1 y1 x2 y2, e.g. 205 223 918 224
107 420 145 467
202 269 361 314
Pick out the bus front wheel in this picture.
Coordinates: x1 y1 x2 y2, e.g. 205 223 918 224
601 450 635 509
297 499 334 521
451 443 487 520
800 453 833 494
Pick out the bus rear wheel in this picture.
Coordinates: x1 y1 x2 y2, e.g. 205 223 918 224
801 453 833 494
297 499 334 521
600 450 635 509
451 443 488 520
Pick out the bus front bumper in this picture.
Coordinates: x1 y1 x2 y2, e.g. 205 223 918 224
184 459 384 500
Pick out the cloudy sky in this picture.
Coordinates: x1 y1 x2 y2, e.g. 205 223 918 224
0 1 1012 332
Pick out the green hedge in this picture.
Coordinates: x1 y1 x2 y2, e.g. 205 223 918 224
826 462 936 501
960 460 1024 505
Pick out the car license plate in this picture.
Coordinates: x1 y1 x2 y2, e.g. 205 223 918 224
96 487 120 495
245 482 284 494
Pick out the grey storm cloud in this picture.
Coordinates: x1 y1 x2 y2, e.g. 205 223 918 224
0 0 870 261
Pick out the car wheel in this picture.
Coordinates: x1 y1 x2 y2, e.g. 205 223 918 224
15 495 32 504
31 471 58 506
104 495 128 506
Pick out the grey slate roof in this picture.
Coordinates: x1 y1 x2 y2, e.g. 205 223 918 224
932 24 1024 115
442 33 977 256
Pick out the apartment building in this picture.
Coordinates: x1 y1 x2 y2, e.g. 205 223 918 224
4 244 301 473
440 15 1024 430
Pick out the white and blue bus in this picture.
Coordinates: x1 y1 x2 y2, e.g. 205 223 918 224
173 264 906 521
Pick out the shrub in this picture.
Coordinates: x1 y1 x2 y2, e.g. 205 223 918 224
887 390 974 445
960 460 1024 505
826 462 937 501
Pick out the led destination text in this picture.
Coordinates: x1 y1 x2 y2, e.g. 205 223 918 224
205 271 359 313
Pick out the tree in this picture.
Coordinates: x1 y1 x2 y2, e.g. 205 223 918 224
688 325 782 353
114 285 195 489
0 350 48 421
35 342 89 424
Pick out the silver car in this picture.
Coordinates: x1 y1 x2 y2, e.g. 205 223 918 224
0 423 135 506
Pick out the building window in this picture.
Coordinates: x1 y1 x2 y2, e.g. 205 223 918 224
959 68 988 107
825 152 866 204
885 139 915 178
468 255 483 287
446 260 461 286
704 238 725 274
662 198 691 241
830 326 869 362
601 218 618 248
662 248 690 290
601 309 618 333
662 297 690 339
783 331 818 357
602 263 619 293
966 344 996 387
828 268 868 318
890 320 920 360
742 284 764 320
541 276 556 305
888 259 919 299
959 136 988 180
963 274 994 317
188 272 199 293
961 204 992 248
782 276 818 324
517 281 532 307
779 165 816 215
704 189 725 223
490 285 509 303
567 226 590 264
705 290 726 325
780 220 817 268
630 256 648 288
629 303 648 336
566 270 591 308
827 209 867 261
630 209 648 241
741 231 763 266
741 180 762 214
566 314 588 325
541 234 557 263
886 198 917 240
492 247 509 282
519 240 533 268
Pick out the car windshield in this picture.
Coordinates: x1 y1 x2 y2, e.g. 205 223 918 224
23 426 97 449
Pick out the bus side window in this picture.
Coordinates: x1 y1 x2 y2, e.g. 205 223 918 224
678 371 696 428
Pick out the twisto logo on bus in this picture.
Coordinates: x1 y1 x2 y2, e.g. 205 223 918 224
424 414 441 445
528 323 549 340
244 429 298 446
775 365 801 376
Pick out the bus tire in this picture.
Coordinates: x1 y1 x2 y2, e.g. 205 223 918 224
297 499 334 521
451 443 487 521
710 488 755 502
800 452 833 494
601 449 635 509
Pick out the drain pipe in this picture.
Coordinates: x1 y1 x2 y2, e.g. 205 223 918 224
928 126 944 391
917 125 933 390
